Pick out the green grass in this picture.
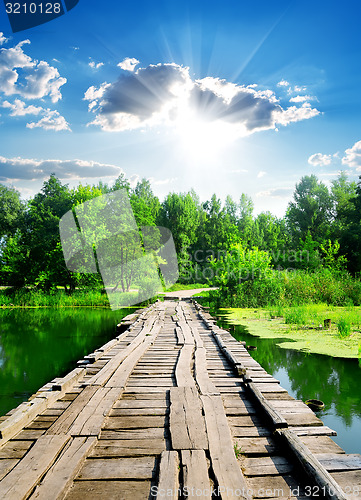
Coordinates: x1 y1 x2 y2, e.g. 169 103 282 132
0 288 143 308
337 318 352 338
165 283 210 292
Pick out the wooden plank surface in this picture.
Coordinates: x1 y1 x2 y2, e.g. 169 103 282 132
31 436 96 500
66 480 152 500
181 450 211 499
170 387 208 450
78 456 157 480
156 451 179 500
175 345 195 387
0 434 70 500
201 394 251 500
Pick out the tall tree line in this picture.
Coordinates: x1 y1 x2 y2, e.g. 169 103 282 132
0 172 360 290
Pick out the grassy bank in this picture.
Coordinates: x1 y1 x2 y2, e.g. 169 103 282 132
0 283 209 308
222 304 361 359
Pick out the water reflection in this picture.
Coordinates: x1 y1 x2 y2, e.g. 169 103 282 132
216 314 361 455
0 307 131 416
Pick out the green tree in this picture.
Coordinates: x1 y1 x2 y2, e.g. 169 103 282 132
0 184 24 239
159 192 199 280
286 175 332 243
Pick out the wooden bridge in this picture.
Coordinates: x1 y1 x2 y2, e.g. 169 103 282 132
1 298 361 499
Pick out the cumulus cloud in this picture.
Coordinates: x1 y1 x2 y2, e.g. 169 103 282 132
342 140 361 169
85 63 320 134
118 57 140 72
0 32 7 45
0 39 66 102
257 187 294 198
0 156 122 181
257 171 267 178
290 95 316 103
308 153 333 166
2 98 43 116
89 61 104 70
274 103 320 126
26 109 70 131
2 99 69 131
278 80 289 87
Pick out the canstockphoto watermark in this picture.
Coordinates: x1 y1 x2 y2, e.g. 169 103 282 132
3 0 80 33
186 248 312 264
151 485 361 497
59 189 179 310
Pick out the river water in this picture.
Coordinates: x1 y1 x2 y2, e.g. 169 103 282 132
0 307 130 416
216 315 361 455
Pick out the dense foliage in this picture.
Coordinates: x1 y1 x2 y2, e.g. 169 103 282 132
0 172 360 306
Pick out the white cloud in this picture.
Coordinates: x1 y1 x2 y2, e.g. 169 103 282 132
257 187 294 198
275 103 320 126
2 98 43 116
308 153 332 166
278 80 289 87
290 95 315 103
0 32 8 45
257 171 267 178
0 39 66 102
26 109 71 131
342 140 361 169
152 177 177 186
89 61 104 70
0 156 122 181
118 57 140 72
85 62 320 134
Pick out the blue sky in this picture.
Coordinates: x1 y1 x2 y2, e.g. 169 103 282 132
1 0 361 216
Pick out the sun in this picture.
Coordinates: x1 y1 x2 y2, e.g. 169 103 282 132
172 108 241 163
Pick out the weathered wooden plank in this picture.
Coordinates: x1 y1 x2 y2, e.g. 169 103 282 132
0 440 33 459
104 416 166 429
51 368 84 392
177 320 194 345
0 458 19 480
286 412 323 427
231 427 272 438
0 434 70 500
175 345 195 387
85 316 158 387
330 470 361 500
194 347 220 395
277 428 348 500
105 333 159 388
176 326 185 345
317 454 361 472
170 387 208 450
0 398 48 446
156 451 179 500
113 399 167 409
71 387 121 436
181 450 211 499
243 456 294 476
201 394 251 500
31 436 96 500
247 475 306 499
234 436 278 454
100 427 166 440
110 407 167 416
92 439 165 457
293 426 337 437
228 416 263 428
66 479 152 500
300 435 345 454
78 456 157 480
46 386 98 436
246 382 288 429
